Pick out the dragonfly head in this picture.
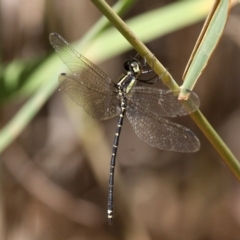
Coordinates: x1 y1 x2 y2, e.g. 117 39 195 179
123 58 142 77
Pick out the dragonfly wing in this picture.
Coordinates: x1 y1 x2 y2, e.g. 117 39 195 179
59 73 120 120
49 33 114 91
126 103 200 152
126 86 200 118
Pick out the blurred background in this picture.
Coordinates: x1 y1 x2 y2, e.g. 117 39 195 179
1 0 240 239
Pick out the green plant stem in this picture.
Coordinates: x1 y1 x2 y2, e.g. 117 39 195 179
90 0 240 180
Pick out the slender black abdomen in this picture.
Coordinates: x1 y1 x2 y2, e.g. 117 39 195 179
107 102 126 224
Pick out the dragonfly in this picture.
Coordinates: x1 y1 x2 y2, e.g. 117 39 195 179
49 32 200 225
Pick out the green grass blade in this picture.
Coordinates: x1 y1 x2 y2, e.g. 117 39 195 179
180 0 230 99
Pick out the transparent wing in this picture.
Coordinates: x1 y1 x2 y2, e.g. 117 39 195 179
49 32 115 92
126 103 200 152
59 73 121 120
126 86 200 118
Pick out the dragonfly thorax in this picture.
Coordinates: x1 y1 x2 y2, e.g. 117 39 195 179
117 73 137 95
